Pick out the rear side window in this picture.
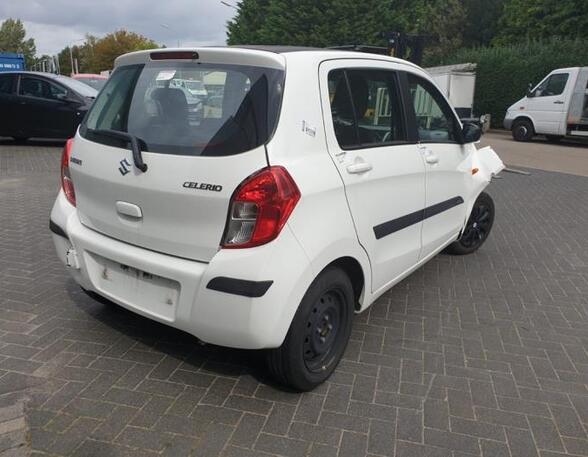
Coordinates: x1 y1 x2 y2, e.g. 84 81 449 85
81 62 284 156
328 69 406 149
0 74 14 94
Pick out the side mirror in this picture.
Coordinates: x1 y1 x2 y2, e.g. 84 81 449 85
461 122 481 144
526 83 535 98
56 93 80 104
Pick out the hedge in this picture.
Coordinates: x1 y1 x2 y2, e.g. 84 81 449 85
427 39 588 128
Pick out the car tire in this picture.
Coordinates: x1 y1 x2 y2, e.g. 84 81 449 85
445 192 495 256
267 267 354 391
545 135 563 143
12 137 29 144
511 119 534 142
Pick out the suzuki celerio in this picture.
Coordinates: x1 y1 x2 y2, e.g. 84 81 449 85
50 46 504 390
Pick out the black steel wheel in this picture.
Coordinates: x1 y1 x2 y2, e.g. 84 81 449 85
512 119 534 142
267 267 354 391
446 192 495 255
302 288 347 373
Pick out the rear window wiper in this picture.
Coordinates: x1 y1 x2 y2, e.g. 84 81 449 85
93 129 148 173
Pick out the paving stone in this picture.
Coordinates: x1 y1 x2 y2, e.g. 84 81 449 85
528 416 565 452
4 145 588 457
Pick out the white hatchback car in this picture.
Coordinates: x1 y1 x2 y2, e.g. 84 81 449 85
50 46 504 391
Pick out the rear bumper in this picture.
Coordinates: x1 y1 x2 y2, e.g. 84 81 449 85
50 191 313 349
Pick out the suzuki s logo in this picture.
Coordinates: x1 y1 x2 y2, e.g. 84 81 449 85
118 158 131 176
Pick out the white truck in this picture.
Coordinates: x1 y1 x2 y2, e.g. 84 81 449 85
426 63 477 119
504 67 588 142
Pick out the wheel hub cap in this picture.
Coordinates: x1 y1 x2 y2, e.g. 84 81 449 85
303 290 345 372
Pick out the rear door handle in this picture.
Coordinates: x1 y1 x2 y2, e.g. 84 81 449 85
346 161 372 174
421 149 439 164
553 100 564 104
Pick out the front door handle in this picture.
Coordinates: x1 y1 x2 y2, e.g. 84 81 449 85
423 151 439 164
553 100 564 104
346 161 372 174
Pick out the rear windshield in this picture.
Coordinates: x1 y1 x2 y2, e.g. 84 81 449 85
80 61 284 156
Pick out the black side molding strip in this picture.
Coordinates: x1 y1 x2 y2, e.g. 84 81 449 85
207 277 273 298
374 196 464 240
49 219 68 239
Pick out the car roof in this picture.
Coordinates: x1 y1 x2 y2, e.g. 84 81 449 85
0 71 61 79
72 73 107 79
116 46 421 72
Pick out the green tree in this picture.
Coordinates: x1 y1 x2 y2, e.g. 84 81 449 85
0 18 36 68
495 0 588 44
226 0 466 61
462 0 504 47
89 30 159 73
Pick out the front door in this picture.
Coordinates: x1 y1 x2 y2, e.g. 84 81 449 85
405 72 470 259
320 61 426 294
528 71 571 135
18 75 79 138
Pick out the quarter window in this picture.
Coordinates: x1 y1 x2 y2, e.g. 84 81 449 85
408 74 458 143
534 73 569 97
328 69 406 149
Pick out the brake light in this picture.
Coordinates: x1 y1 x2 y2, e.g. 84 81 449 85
222 167 300 249
61 138 76 206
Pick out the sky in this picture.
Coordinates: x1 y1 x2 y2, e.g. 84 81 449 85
0 0 237 56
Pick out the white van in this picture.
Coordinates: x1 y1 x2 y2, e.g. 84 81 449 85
50 47 503 390
504 67 588 142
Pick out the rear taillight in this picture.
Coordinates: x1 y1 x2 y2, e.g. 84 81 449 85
222 166 300 249
61 138 76 206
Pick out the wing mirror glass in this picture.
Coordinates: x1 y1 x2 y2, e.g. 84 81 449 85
461 121 481 144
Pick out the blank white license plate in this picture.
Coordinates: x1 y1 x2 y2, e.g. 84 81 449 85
87 252 180 322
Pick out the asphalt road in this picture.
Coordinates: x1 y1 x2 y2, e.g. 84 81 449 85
480 131 588 177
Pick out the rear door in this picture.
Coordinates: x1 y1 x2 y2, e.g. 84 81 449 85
528 71 571 135
320 60 426 293
71 50 285 262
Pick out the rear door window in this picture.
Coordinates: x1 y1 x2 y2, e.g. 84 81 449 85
328 68 407 149
81 62 284 156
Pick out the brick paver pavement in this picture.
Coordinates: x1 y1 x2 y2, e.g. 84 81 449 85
1 139 587 457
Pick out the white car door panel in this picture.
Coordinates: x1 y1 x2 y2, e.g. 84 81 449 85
405 72 470 259
319 61 426 293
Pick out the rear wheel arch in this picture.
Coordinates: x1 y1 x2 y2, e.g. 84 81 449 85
324 256 365 311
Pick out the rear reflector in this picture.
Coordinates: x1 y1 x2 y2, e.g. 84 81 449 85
150 51 199 60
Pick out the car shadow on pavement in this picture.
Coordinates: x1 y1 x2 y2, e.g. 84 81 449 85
63 278 290 391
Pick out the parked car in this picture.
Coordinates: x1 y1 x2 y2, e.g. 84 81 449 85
0 71 97 141
504 67 588 142
72 73 108 91
50 47 503 391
